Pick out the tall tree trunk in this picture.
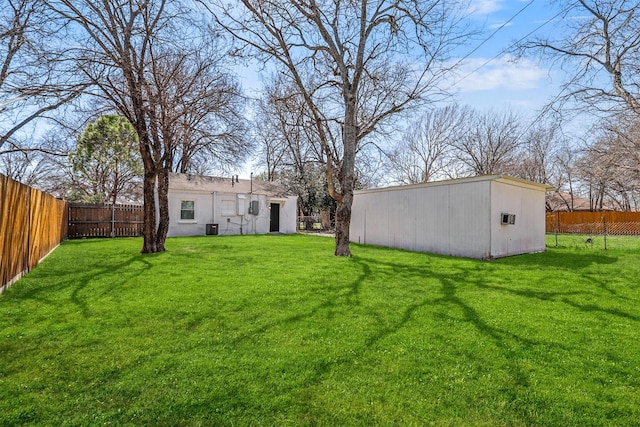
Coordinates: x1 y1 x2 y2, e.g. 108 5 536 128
334 190 353 256
334 94 357 256
155 166 170 252
137 119 160 254
141 168 158 253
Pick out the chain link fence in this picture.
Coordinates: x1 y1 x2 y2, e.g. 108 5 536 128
546 211 640 250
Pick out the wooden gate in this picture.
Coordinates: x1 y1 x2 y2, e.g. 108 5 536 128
68 203 144 238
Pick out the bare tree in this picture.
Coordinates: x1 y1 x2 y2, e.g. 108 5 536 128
254 75 331 219
387 105 470 184
254 75 323 181
453 109 522 176
574 115 640 211
150 45 249 175
203 0 473 256
520 1 640 117
1 0 85 154
510 120 563 185
0 150 43 185
553 142 579 211
46 0 176 252
47 0 247 253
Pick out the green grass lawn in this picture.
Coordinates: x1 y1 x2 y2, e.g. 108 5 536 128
1 234 639 426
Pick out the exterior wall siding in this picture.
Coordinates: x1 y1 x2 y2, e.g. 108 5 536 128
167 189 297 237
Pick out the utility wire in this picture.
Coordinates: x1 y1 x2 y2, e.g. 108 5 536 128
443 1 572 142
452 7 566 89
452 0 537 69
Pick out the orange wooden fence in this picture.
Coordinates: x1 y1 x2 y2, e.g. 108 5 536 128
546 211 640 235
1 174 68 293
67 203 143 238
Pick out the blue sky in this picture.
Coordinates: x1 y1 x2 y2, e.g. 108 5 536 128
236 0 574 175
450 0 563 115
236 1 565 118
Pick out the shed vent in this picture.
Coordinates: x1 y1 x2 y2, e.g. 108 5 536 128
501 213 516 225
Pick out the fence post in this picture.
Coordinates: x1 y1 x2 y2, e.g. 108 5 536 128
555 211 559 247
111 204 115 238
603 216 607 250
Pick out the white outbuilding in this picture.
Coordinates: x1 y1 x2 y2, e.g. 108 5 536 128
350 175 554 259
167 173 297 237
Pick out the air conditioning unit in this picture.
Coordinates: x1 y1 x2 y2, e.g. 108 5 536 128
206 223 219 235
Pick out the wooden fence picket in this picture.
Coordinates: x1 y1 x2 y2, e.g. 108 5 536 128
0 174 67 293
67 203 143 238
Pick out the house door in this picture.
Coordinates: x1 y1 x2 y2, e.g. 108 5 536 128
270 203 280 232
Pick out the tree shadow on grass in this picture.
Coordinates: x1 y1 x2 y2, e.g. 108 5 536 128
230 257 369 345
561 298 640 322
498 249 618 270
10 252 155 318
233 252 560 405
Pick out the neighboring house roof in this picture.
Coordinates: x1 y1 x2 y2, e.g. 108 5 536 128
545 191 619 211
546 192 592 211
168 172 293 198
356 174 555 195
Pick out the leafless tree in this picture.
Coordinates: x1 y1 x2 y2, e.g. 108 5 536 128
150 44 249 176
452 109 522 176
254 75 332 218
520 1 640 117
510 120 563 185
1 0 85 155
574 115 640 210
47 0 247 253
387 105 470 184
551 141 580 211
202 0 473 256
254 75 323 181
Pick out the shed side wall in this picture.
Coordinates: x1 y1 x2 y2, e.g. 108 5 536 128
350 181 492 258
490 181 547 257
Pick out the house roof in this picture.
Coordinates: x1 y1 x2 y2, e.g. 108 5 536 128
168 173 294 198
355 174 555 195
545 191 617 211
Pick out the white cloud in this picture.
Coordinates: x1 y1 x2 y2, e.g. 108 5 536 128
449 56 548 93
468 0 505 15
489 21 513 29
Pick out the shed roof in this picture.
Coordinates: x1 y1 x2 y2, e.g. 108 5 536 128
168 173 293 198
355 175 555 195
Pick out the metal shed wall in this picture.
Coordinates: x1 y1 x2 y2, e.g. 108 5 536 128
489 180 547 258
351 175 549 259
350 179 493 259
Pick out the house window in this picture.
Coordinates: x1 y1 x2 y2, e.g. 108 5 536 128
221 199 235 216
180 200 195 220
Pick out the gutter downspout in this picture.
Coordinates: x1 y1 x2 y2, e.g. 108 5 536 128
211 192 216 224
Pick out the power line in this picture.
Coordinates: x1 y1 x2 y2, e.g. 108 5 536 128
454 0 537 67
451 7 565 89
443 0 569 95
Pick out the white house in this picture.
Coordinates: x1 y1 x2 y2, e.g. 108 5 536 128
167 173 297 237
350 175 554 259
